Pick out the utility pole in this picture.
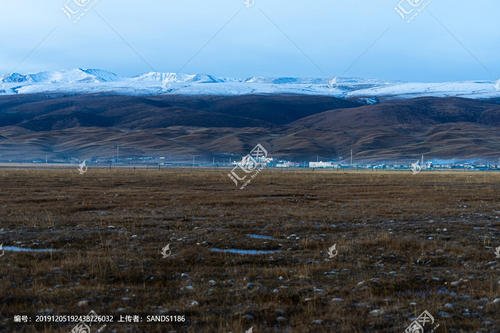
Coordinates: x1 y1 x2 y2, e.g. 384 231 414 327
116 145 120 164
350 149 353 166
192 155 200 168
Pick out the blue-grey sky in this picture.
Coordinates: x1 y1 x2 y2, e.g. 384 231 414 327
1 0 498 81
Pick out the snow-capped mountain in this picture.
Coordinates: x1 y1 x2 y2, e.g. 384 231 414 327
0 68 499 99
1 68 118 84
132 72 223 84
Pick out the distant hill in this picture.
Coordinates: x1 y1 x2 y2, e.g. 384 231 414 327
0 94 498 161
286 97 500 160
2 69 500 99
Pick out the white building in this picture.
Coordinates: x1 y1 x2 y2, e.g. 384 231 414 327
276 161 294 168
309 161 339 168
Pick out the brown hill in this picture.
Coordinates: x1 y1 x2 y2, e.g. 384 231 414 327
0 94 498 161
284 97 500 160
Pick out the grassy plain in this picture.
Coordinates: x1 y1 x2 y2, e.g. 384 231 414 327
0 169 499 332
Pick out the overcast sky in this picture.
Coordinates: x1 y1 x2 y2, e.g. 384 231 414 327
0 0 498 81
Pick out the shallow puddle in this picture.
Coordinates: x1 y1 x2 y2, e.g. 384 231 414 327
1 245 58 253
210 248 280 255
246 234 275 240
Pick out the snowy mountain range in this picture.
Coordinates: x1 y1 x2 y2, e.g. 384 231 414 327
1 68 499 99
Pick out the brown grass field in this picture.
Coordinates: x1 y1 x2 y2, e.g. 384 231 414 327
0 169 499 332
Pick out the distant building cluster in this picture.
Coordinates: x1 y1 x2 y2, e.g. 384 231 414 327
270 159 500 171
9 155 500 172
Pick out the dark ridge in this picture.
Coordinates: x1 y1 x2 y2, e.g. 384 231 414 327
0 94 498 160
